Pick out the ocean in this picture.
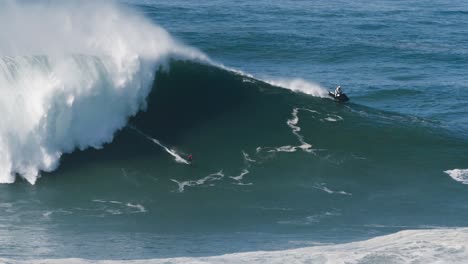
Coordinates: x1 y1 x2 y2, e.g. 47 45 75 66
0 0 467 263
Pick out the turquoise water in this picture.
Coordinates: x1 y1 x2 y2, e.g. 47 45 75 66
0 0 467 262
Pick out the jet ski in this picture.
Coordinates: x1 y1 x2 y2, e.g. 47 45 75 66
328 91 349 102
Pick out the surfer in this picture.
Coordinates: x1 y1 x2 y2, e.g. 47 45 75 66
187 154 193 164
334 85 343 97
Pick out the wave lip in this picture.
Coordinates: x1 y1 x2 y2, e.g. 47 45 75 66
445 169 468 185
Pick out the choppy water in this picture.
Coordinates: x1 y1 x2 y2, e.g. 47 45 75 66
0 0 467 263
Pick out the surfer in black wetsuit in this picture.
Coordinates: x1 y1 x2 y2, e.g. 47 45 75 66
334 86 343 97
187 154 193 164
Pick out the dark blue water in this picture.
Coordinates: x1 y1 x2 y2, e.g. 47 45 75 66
137 0 468 132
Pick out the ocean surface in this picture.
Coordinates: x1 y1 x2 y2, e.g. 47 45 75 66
0 0 467 263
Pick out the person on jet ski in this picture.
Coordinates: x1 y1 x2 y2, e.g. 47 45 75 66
334 86 343 97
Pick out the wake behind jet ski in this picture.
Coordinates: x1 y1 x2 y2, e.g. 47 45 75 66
328 85 349 102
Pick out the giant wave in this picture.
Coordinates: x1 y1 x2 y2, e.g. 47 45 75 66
0 0 332 185
0 1 207 184
2 1 468 262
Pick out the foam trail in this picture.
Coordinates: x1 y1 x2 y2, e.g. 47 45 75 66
171 171 224 192
259 108 314 154
229 169 249 181
313 183 352 196
91 199 146 214
282 108 315 153
259 107 330 156
323 114 344 122
126 203 147 213
129 126 189 164
287 108 313 150
242 151 256 164
229 169 252 185
0 1 208 184
444 169 468 185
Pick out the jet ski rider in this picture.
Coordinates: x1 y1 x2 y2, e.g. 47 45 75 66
334 85 343 97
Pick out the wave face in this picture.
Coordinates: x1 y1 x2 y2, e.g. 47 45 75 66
0 1 205 184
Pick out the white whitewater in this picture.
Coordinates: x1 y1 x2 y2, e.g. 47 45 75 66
3 228 467 263
445 169 468 185
257 108 316 154
171 170 224 192
0 1 205 183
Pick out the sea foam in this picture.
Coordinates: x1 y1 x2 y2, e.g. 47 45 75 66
2 228 467 263
445 169 468 185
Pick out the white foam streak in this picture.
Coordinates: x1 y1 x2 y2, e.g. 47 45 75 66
229 169 252 186
313 183 352 196
323 115 343 122
0 1 204 183
242 151 256 163
126 203 147 213
287 108 309 147
262 108 315 154
91 199 146 214
129 126 189 164
171 171 224 193
229 169 249 181
257 107 316 154
444 169 468 185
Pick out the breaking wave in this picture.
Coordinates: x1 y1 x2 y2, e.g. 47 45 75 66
2 0 465 190
0 1 206 184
